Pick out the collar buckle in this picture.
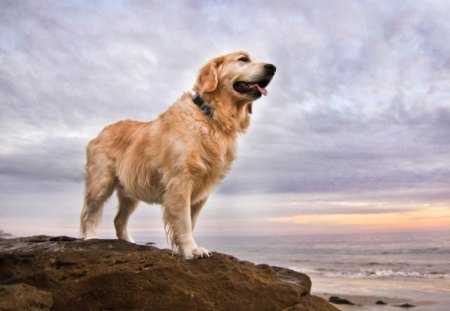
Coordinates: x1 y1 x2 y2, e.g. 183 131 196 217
192 93 212 117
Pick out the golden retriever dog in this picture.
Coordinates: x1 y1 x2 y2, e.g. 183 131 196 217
80 51 276 259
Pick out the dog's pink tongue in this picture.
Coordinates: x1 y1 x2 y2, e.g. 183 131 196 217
252 84 267 96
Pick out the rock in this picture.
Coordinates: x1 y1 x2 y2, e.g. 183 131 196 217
395 303 416 309
0 236 339 311
376 300 387 305
0 283 54 311
329 295 356 305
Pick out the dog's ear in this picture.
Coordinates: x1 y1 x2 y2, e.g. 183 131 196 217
197 57 223 93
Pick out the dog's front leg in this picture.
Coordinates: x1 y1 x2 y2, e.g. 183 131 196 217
162 186 210 260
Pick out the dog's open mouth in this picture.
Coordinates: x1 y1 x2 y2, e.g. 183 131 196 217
233 78 271 96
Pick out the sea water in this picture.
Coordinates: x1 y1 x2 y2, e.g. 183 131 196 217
137 230 450 310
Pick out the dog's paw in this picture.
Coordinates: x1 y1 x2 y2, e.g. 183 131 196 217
117 233 135 244
83 233 97 240
193 247 211 258
183 246 211 260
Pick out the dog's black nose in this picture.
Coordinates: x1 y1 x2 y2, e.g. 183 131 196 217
264 63 276 74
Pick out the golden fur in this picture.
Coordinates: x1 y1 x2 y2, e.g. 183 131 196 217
80 51 275 259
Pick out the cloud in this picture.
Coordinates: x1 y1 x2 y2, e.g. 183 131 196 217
1 1 450 235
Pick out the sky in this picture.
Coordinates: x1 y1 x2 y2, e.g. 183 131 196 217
1 0 450 241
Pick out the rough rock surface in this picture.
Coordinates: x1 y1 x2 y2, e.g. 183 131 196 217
0 236 338 311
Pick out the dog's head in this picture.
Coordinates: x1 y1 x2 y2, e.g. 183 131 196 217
194 51 276 101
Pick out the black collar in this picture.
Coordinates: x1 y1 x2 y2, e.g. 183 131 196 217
192 93 212 117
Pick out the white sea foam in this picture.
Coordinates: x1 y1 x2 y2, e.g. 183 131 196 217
323 269 450 279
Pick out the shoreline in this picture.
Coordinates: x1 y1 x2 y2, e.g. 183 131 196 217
316 293 435 311
307 272 450 311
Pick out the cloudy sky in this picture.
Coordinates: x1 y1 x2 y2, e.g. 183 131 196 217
1 0 450 241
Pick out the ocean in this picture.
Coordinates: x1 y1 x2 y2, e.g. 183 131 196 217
137 230 450 311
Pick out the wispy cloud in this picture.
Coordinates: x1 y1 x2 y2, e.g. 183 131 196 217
1 1 449 236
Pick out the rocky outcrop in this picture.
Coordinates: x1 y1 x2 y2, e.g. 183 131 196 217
0 236 338 311
0 283 54 311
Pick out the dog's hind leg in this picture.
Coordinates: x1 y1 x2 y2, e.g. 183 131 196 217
114 186 139 243
80 151 116 240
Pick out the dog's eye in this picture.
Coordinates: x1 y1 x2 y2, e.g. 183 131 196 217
238 56 250 63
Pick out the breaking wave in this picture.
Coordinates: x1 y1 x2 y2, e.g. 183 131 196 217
322 269 450 279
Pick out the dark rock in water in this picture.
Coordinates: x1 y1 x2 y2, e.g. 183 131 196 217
0 236 338 311
376 300 387 305
329 296 356 305
395 303 416 309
